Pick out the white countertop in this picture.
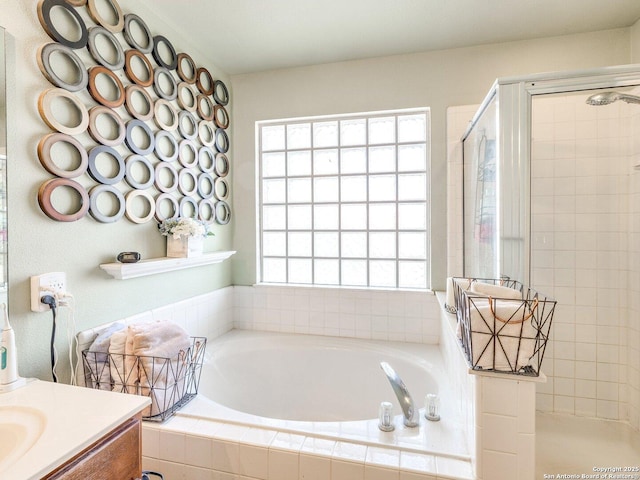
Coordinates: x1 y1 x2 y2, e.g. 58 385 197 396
0 378 150 480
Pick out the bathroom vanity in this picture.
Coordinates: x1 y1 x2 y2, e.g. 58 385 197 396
0 379 150 479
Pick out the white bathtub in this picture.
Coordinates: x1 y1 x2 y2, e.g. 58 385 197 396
178 329 470 459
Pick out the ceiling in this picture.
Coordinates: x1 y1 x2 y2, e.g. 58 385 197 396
139 0 640 75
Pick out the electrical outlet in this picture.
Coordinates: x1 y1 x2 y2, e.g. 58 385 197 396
30 272 67 312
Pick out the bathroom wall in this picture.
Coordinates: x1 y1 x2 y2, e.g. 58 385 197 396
631 18 640 63
629 106 640 431
230 28 632 293
0 1 233 380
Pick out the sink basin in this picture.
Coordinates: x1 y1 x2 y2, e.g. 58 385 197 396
0 406 47 472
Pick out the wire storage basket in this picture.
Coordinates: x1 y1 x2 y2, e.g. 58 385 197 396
82 336 206 422
453 278 556 376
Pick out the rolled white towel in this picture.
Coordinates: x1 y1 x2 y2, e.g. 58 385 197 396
86 323 124 390
470 282 522 300
123 322 160 394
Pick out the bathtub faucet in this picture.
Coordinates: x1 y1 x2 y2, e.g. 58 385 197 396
379 362 419 428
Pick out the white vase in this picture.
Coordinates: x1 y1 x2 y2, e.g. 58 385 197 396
166 236 204 258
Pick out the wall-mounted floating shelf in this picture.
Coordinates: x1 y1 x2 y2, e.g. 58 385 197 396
99 251 236 280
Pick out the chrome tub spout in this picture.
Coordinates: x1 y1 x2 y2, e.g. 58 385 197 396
379 361 419 428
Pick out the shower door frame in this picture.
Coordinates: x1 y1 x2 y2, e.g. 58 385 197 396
462 63 640 285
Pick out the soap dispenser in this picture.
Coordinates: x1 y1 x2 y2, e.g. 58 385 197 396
0 303 19 385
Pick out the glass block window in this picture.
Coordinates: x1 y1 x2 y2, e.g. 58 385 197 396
258 109 430 289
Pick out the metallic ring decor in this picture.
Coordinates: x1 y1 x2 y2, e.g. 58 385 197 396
177 82 197 112
152 35 178 70
154 162 179 193
89 184 126 223
153 67 178 101
123 13 153 53
215 152 230 177
213 79 229 106
177 53 197 84
37 0 88 49
154 192 179 222
124 49 154 87
197 94 215 121
125 84 154 122
38 88 89 136
125 190 156 223
87 0 125 33
153 99 178 131
87 26 125 70
198 198 216 223
87 145 126 185
154 130 179 163
124 154 154 190
198 120 216 147
178 139 199 168
178 110 198 141
88 105 126 147
214 200 231 225
179 196 199 218
38 178 90 222
37 133 88 179
197 172 215 199
87 65 126 108
37 43 88 92
196 67 214 95
213 104 230 129
125 119 155 156
198 146 216 173
215 128 230 153
214 177 230 201
178 168 199 196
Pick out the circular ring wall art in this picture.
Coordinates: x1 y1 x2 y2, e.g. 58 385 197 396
155 193 179 222
37 0 89 49
198 146 215 173
125 119 155 156
178 139 199 169
199 198 215 223
153 99 178 131
123 13 153 53
87 0 125 33
198 121 216 147
152 35 178 70
87 26 125 70
154 130 179 163
37 133 88 178
87 145 126 185
153 67 178 101
213 79 229 106
124 155 155 190
215 200 231 225
38 178 90 222
213 104 229 129
124 49 154 87
125 84 154 122
196 67 214 95
177 82 197 112
154 162 179 193
37 43 88 92
38 88 89 136
124 190 156 223
88 65 126 108
89 184 126 223
88 105 126 147
177 53 197 84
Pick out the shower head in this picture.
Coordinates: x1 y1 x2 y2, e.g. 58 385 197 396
586 91 640 106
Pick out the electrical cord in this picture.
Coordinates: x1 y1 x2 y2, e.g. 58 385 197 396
41 294 58 383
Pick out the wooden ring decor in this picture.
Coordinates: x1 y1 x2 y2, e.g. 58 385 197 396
123 13 153 53
198 121 216 147
124 49 153 87
215 128 230 153
38 88 89 136
215 152 230 177
214 177 230 201
154 130 179 163
178 169 199 197
198 146 216 173
214 200 231 225
124 155 154 190
153 67 178 101
199 198 216 223
66 0 88 5
177 53 197 84
179 196 199 218
125 190 155 223
87 26 125 70
38 178 90 222
213 79 229 106
196 67 214 95
152 35 178 70
154 193 179 222
38 133 88 179
37 43 88 92
153 99 178 131
37 0 89 49
197 94 215 121
124 84 154 122
154 162 178 193
178 110 198 141
177 83 197 112
88 145 126 185
125 119 155 156
214 104 230 129
178 139 199 169
87 0 125 33
89 184 126 223
197 172 215 199
88 105 126 147
87 65 126 108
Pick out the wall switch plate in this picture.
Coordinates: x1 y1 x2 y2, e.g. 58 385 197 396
30 272 67 312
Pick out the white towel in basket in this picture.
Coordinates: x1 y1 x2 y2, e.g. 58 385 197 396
108 329 132 393
86 323 124 390
468 298 537 371
470 282 522 299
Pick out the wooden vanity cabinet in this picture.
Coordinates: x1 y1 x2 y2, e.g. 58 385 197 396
43 413 143 480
